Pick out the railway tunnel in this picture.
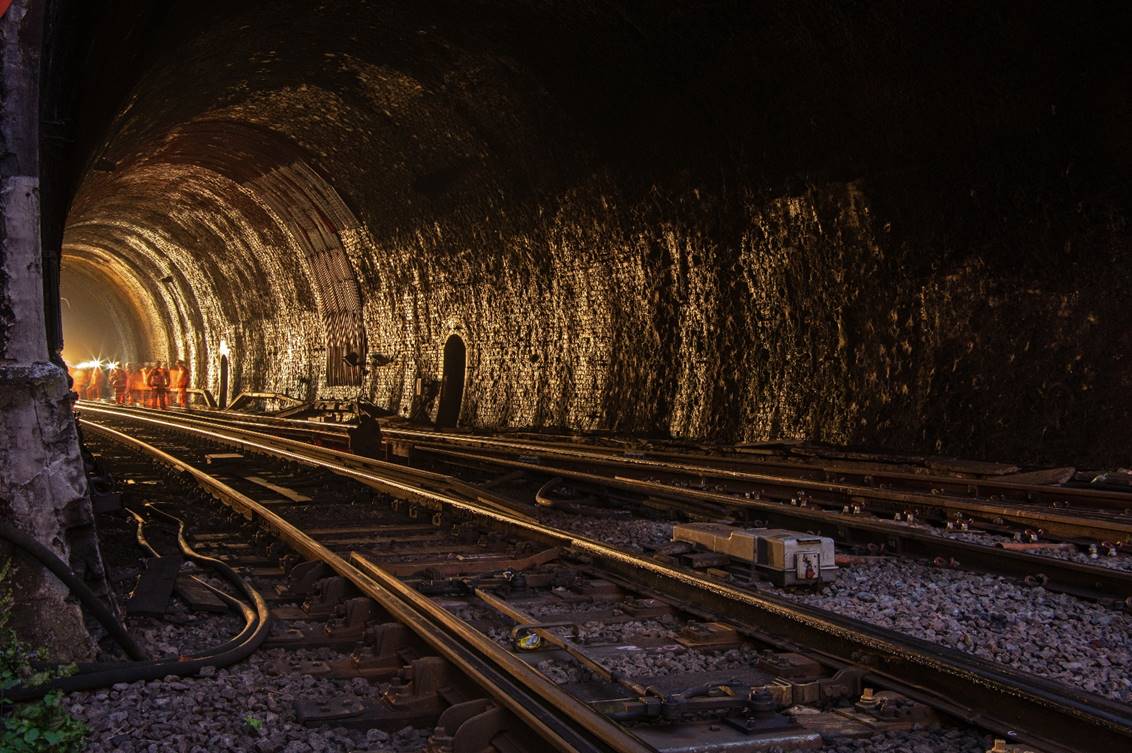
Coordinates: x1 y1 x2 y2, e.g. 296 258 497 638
2 1 1132 750
33 0 1132 462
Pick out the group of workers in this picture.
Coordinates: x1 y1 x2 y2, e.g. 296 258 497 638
72 360 191 409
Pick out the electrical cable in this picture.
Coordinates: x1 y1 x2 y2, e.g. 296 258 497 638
3 506 271 701
0 522 149 662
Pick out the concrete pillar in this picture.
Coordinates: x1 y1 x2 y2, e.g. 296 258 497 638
0 0 95 660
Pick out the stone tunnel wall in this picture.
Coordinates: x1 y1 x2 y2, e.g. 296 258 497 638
1 0 98 659
58 0 1132 467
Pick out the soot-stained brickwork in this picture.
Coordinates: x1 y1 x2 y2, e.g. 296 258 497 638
1 0 101 659
55 1 1132 466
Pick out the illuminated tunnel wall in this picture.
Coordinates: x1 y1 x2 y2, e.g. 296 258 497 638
64 121 364 401
60 256 158 366
55 0 1132 465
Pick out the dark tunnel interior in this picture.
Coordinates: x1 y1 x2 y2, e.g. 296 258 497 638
40 0 1132 466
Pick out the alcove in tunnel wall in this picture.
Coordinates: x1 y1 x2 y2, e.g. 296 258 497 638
55 0 1132 466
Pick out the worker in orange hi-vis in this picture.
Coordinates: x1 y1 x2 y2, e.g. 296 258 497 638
162 362 172 408
140 363 154 407
109 364 129 404
172 359 190 408
71 365 89 400
148 361 169 410
128 363 144 405
86 363 105 400
163 362 179 408
167 360 180 403
120 366 131 404
147 362 159 408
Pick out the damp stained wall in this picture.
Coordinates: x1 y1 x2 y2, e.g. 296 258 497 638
57 0 1132 467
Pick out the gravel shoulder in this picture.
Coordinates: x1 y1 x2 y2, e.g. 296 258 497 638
68 650 421 753
762 557 1132 703
533 509 674 552
532 507 1132 702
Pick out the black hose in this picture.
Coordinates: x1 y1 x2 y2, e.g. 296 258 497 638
123 506 259 656
0 522 149 662
147 505 267 658
65 579 254 674
4 508 272 701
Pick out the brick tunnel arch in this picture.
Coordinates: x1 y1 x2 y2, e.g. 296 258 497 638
40 0 1132 466
62 121 367 403
60 252 166 367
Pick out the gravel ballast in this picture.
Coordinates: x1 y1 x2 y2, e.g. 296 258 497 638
818 728 988 753
764 557 1132 702
70 449 431 753
70 591 431 753
534 510 674 552
69 650 413 753
531 507 1132 702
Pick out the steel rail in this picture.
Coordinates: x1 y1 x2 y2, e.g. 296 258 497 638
79 405 1132 753
414 446 1132 600
370 426 1132 513
79 403 1132 540
79 404 533 521
82 401 1132 517
83 403 1132 598
410 443 1132 542
639 450 1132 512
79 402 350 445
80 418 652 753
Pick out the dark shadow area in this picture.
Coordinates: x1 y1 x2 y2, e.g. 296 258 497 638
436 335 467 429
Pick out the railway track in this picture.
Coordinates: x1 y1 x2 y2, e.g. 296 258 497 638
110 403 1132 513
81 422 646 753
78 402 1132 603
80 402 1132 538
76 403 1132 753
413 445 1132 602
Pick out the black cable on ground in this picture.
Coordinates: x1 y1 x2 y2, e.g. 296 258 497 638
123 505 260 657
146 504 268 659
4 507 272 701
0 522 149 662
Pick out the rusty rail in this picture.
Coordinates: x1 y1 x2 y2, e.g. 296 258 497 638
80 418 652 753
78 401 1132 540
79 405 1132 753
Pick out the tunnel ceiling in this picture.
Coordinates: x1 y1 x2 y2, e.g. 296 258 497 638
50 0 1132 466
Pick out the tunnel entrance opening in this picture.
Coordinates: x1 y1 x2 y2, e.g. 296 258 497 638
436 335 466 428
59 255 167 369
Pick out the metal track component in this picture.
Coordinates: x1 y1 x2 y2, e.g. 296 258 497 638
79 401 350 447
79 401 1132 558
81 406 1132 607
413 444 1132 544
81 418 651 753
78 401 1132 522
397 434 1132 514
78 406 1132 753
413 445 1132 602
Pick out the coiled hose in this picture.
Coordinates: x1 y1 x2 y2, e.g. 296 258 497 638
3 506 271 701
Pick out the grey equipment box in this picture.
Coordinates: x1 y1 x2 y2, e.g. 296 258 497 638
672 523 838 586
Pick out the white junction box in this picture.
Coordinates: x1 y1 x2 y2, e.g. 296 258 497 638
672 522 838 586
